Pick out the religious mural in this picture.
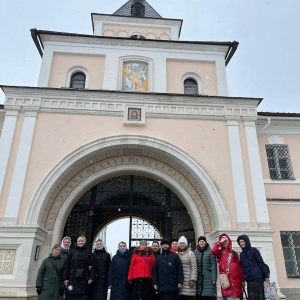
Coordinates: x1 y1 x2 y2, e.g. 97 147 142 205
122 60 149 92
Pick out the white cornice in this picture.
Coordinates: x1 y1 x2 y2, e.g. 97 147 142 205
256 115 300 134
2 86 260 120
92 14 182 27
38 33 231 54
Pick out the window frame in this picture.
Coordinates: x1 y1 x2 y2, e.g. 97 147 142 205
65 66 89 89
265 144 294 180
280 231 300 278
182 73 202 95
184 78 198 95
70 72 86 89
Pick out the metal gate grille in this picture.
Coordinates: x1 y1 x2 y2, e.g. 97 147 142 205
63 175 195 248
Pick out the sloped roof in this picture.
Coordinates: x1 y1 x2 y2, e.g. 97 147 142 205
113 0 162 18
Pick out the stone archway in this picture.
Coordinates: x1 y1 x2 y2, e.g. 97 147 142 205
25 135 230 245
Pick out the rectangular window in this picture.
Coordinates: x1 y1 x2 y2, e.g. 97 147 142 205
265 145 294 180
280 231 300 277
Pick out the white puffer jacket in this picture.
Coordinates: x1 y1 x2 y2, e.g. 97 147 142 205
178 248 197 296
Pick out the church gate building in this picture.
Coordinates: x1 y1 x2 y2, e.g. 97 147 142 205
0 1 299 299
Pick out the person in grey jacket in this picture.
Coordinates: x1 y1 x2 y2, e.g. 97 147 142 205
177 236 197 300
194 236 217 300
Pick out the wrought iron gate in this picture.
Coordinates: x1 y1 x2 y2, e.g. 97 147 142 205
63 175 195 248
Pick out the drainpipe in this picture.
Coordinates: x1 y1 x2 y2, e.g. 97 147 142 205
257 117 271 134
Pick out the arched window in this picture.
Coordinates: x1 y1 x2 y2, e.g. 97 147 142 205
70 72 86 89
130 35 145 40
131 3 145 17
184 78 198 95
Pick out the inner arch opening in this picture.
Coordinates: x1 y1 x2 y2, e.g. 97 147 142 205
63 175 196 248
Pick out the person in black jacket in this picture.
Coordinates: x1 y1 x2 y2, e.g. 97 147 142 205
90 239 111 300
153 238 184 300
108 241 132 300
237 234 270 300
63 235 95 300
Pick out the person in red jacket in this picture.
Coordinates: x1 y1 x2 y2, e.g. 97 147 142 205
211 234 244 300
128 240 155 300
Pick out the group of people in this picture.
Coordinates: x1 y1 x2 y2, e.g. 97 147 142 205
36 233 270 300
36 235 110 300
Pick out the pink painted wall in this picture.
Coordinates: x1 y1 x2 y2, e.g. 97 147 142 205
258 133 300 199
48 53 105 89
166 60 218 95
17 113 238 226
102 24 171 39
268 203 300 288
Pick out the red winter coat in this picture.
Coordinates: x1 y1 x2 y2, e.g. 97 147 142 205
211 234 244 298
128 247 155 280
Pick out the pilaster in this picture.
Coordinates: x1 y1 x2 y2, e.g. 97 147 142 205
0 107 20 198
244 118 270 223
226 117 250 223
4 108 38 219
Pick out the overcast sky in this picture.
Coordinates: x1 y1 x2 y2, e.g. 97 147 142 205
0 0 299 112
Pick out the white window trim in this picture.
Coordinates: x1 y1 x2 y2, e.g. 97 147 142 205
182 72 203 95
265 144 294 180
65 66 89 88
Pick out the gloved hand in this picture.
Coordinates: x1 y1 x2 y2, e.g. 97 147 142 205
189 280 195 288
36 287 42 295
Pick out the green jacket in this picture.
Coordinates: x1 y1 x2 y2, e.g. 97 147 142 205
36 254 64 300
194 244 217 297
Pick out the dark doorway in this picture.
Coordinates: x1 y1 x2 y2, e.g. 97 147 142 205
63 175 195 248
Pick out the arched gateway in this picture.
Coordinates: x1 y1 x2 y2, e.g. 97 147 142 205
25 135 230 251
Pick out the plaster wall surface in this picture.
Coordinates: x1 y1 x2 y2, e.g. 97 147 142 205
102 24 171 38
268 203 300 288
49 53 105 89
14 113 240 226
166 60 218 95
258 133 300 199
40 42 228 95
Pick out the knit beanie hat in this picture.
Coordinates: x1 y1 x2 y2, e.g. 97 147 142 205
178 236 188 245
161 238 171 246
198 236 207 242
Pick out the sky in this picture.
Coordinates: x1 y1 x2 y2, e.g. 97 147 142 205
0 0 299 112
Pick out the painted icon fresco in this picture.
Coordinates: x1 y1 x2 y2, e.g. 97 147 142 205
122 61 149 92
128 108 142 121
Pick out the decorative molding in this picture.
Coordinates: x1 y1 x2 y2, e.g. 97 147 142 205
264 179 300 184
257 116 300 134
181 72 203 94
41 149 214 233
267 135 284 145
0 249 16 274
3 89 259 120
123 104 145 126
267 199 300 205
25 136 230 235
65 65 90 88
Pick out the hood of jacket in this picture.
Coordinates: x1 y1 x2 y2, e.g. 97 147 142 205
237 234 251 251
219 233 232 251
